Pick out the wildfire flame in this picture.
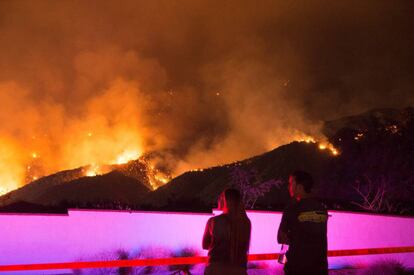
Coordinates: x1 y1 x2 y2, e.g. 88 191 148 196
0 137 25 195
137 157 171 190
318 142 339 155
296 135 339 156
149 171 170 189
0 77 341 197
0 126 337 196
84 164 102 177
114 150 141 165
81 151 171 191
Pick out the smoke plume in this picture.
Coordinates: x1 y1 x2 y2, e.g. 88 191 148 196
0 0 413 192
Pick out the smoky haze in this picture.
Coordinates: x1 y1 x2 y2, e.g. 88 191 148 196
0 0 413 191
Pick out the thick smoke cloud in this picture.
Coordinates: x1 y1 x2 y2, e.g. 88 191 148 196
0 0 413 191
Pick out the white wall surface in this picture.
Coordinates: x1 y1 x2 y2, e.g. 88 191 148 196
0 209 413 273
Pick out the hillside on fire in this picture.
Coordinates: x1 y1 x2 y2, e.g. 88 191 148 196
1 107 414 215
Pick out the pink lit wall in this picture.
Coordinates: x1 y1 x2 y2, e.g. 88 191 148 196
0 209 413 272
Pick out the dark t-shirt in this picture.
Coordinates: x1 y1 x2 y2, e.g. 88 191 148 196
278 198 328 271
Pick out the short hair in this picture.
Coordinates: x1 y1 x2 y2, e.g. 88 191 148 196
290 170 314 193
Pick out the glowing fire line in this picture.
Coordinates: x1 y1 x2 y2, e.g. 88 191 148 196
296 135 339 156
82 151 171 191
0 130 337 196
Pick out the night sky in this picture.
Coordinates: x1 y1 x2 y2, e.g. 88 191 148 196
0 0 413 190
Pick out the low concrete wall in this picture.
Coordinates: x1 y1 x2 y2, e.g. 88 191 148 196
0 209 413 272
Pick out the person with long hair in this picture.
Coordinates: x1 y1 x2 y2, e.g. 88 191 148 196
202 188 251 275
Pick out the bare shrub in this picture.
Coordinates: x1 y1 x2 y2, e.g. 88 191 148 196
358 259 406 275
168 247 199 274
230 167 283 209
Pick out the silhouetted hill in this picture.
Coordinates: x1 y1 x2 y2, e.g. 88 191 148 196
0 166 151 209
1 107 413 215
0 167 85 206
0 156 165 207
37 171 150 207
145 142 332 211
0 201 67 214
323 107 414 138
320 106 414 214
147 106 414 213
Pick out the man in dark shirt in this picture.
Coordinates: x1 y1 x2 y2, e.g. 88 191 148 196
277 171 328 275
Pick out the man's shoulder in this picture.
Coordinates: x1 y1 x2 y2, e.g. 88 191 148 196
300 198 326 210
282 199 327 216
283 200 298 213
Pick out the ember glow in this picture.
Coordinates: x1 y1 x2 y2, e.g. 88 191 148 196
296 135 339 156
0 127 337 196
83 149 143 176
0 137 25 195
149 169 171 189
84 164 103 177
354 133 364 141
318 142 339 156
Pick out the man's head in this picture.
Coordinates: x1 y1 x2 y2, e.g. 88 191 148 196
289 170 314 200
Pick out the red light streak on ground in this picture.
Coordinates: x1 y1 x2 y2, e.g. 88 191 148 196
0 246 413 272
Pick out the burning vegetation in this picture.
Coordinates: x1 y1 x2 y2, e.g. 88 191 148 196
1 107 414 216
296 135 339 156
0 131 337 196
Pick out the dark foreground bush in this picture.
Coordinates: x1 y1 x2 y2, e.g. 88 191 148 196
359 259 406 275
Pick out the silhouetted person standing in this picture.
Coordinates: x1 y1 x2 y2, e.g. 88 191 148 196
203 188 251 275
277 171 328 275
